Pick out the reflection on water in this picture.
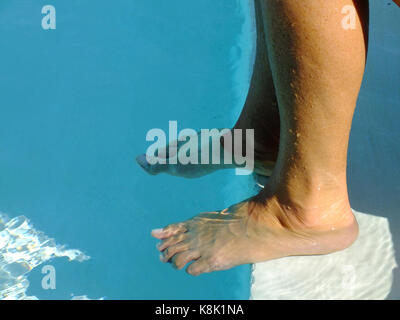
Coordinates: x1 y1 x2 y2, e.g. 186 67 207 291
0 212 89 300
251 210 397 299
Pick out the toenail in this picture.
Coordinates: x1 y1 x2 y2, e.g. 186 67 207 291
151 228 164 235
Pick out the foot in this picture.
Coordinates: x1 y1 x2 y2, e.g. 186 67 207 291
151 189 358 276
136 128 277 178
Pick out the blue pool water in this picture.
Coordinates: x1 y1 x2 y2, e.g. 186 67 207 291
1 0 400 300
0 0 254 299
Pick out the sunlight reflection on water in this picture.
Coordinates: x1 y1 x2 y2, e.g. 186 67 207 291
251 210 397 300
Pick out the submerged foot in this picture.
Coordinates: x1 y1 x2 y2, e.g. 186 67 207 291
151 188 358 275
136 128 277 178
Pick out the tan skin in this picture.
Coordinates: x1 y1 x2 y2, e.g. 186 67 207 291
135 0 279 177
143 0 369 276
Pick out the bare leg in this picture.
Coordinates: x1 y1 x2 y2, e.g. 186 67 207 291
136 0 280 178
261 0 369 214
152 0 368 275
233 0 280 159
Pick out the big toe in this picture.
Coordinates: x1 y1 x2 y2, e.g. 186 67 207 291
151 222 187 239
136 154 167 175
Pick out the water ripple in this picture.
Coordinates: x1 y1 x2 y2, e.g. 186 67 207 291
0 212 89 300
251 210 397 299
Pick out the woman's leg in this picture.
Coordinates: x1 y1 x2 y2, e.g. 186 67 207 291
152 0 368 276
136 0 280 178
260 0 369 214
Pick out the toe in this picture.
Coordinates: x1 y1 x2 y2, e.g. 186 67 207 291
171 250 200 270
186 255 229 276
136 154 168 175
162 242 190 262
186 258 211 276
157 233 187 252
151 223 187 239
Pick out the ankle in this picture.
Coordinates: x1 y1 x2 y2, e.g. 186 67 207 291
262 173 353 229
